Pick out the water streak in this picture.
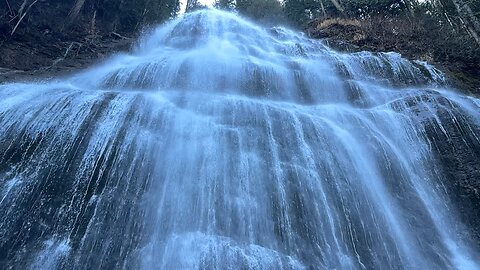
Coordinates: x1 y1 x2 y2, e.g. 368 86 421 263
0 9 479 270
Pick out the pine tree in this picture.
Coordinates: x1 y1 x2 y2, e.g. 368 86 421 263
449 0 480 45
186 0 199 11
237 0 284 21
215 0 236 10
283 0 319 26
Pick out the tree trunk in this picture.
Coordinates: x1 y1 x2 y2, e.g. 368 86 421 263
70 0 86 19
11 0 38 35
319 0 327 18
329 0 345 14
450 0 480 45
186 0 198 11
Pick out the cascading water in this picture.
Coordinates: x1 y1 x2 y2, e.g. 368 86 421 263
0 9 479 270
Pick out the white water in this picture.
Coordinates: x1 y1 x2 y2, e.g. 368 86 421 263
0 9 479 269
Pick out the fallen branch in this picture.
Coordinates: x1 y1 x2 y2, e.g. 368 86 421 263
64 41 83 58
111 32 131 40
5 0 13 15
69 0 86 20
9 15 18 23
11 0 39 36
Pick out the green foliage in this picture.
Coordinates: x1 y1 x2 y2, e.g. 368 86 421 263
87 0 180 32
341 0 408 17
283 0 409 27
283 0 319 26
1 0 181 36
215 0 236 11
236 0 284 21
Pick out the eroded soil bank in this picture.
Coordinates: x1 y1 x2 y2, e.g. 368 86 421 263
307 17 480 96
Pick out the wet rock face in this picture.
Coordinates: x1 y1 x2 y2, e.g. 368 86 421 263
390 91 480 243
0 92 152 269
425 103 480 243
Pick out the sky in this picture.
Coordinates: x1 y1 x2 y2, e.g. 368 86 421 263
198 0 216 5
179 0 216 13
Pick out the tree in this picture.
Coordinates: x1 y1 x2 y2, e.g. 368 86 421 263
236 0 284 22
186 0 199 11
341 0 408 17
449 0 480 45
418 0 480 45
283 0 319 26
282 0 349 27
88 0 180 33
2 0 181 37
215 0 236 10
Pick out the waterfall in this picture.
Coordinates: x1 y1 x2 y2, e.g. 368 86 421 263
0 9 479 269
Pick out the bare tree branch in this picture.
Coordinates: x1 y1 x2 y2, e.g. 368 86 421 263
69 0 86 20
11 0 38 36
329 0 345 13
5 0 13 15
